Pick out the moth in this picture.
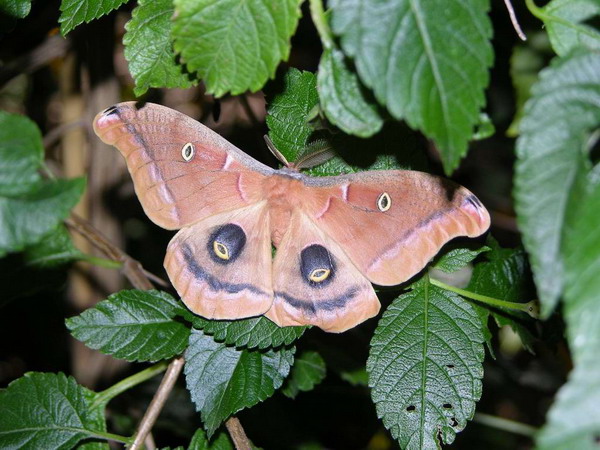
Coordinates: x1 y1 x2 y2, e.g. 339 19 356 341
93 102 490 332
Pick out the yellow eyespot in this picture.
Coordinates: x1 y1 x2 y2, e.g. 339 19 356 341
377 192 391 212
213 241 230 260
182 143 195 161
309 268 331 283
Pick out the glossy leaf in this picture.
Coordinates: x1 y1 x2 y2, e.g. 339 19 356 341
185 329 294 436
124 0 193 96
514 50 600 316
0 373 106 449
282 350 326 399
0 178 85 258
368 279 485 448
317 47 383 137
330 0 493 174
172 0 302 97
0 111 43 196
59 0 128 35
188 428 233 450
67 290 190 362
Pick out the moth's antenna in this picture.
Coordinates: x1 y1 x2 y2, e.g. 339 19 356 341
264 135 290 167
295 139 337 169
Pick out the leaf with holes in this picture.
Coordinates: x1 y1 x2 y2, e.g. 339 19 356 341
266 69 320 162
59 0 128 35
0 372 106 449
124 0 194 96
185 329 294 436
172 0 302 97
367 279 485 448
539 0 600 56
0 178 85 258
188 315 305 350
514 50 600 317
0 111 43 196
67 290 190 362
282 350 326 399
330 0 493 174
318 47 383 137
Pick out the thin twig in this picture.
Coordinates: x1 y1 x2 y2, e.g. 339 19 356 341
225 417 252 450
65 213 253 449
503 0 527 41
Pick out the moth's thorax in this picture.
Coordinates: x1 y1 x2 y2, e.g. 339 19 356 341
263 174 304 246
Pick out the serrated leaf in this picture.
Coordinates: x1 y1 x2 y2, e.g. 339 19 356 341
172 0 302 97
24 225 83 267
0 111 43 196
0 178 85 258
185 329 294 436
514 50 600 317
433 244 489 274
282 351 326 399
541 0 600 56
367 279 485 448
189 315 306 350
188 428 233 450
317 47 383 138
266 69 319 162
467 237 536 353
124 0 194 96
0 372 106 450
330 0 493 174
67 290 190 362
537 359 600 449
59 0 128 35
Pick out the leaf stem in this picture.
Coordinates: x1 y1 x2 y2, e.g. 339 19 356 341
84 430 134 445
78 253 123 269
93 361 169 408
309 0 334 50
474 412 538 437
429 277 539 318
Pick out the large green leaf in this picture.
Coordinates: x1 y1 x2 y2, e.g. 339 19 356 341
0 373 106 449
317 47 383 137
330 0 493 174
282 350 326 399
67 290 190 362
59 0 129 35
189 315 305 350
184 329 294 436
367 279 485 448
124 0 194 96
0 111 43 196
172 0 302 97
0 178 85 258
537 0 600 56
514 50 600 316
266 69 320 162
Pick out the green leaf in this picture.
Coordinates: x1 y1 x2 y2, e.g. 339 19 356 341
189 315 306 350
0 372 106 449
282 350 326 399
367 279 485 448
467 237 536 353
0 111 43 196
266 69 320 162
59 0 129 35
24 225 83 267
317 47 383 138
537 359 600 449
433 244 490 274
67 290 190 362
124 0 194 96
0 178 85 258
330 0 493 174
172 0 302 97
185 329 294 436
188 428 233 450
0 0 31 31
537 0 600 56
514 50 600 316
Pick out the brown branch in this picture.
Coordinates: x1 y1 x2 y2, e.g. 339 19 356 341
65 213 252 449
